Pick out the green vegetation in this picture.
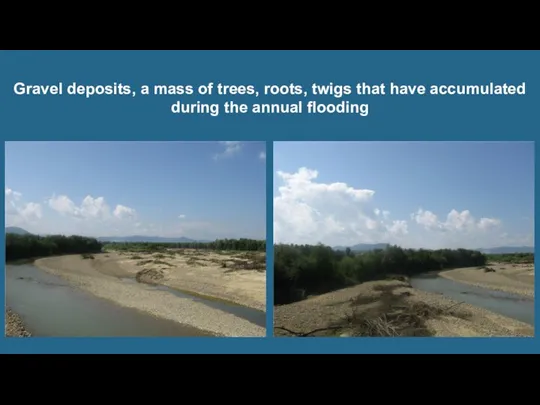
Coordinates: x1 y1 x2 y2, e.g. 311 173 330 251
103 238 265 253
486 252 534 264
274 243 487 305
6 233 103 262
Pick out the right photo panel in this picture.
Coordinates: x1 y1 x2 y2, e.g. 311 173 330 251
273 141 534 338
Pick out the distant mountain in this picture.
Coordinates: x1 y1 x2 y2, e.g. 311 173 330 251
97 235 210 243
5 226 31 235
478 246 534 254
334 243 389 252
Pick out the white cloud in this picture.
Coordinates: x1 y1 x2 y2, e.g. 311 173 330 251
273 168 530 249
113 204 137 220
5 188 42 228
274 168 407 247
5 188 252 240
6 188 22 200
48 194 113 220
213 141 242 160
259 151 266 160
412 208 501 233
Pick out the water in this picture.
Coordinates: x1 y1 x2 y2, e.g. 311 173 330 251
119 277 266 327
6 264 215 337
410 273 534 326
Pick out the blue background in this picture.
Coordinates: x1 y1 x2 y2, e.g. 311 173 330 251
0 50 538 353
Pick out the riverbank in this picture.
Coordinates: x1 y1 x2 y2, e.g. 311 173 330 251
5 308 32 337
274 278 534 337
34 252 266 337
439 263 534 299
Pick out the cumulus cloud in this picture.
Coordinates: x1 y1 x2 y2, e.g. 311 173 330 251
5 188 42 227
113 204 137 220
5 187 242 239
213 141 242 160
412 208 501 232
46 194 138 223
274 168 408 246
273 168 527 249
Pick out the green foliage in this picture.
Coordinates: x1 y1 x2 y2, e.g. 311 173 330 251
6 233 103 262
274 243 487 305
486 252 534 264
103 238 265 253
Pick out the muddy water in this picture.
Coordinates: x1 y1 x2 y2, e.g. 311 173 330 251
120 277 266 327
410 273 534 326
6 264 214 337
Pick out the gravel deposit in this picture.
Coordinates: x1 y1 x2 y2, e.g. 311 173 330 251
5 308 32 337
35 254 265 337
274 279 533 337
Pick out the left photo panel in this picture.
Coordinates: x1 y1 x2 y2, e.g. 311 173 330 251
5 141 267 338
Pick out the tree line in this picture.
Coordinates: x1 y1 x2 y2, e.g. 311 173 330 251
486 252 534 264
104 238 266 252
6 233 103 262
274 243 488 305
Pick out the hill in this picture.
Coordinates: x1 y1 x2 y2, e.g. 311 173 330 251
97 235 209 243
478 246 534 254
333 243 389 252
5 226 31 235
333 243 534 254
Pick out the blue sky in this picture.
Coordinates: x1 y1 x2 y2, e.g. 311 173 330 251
273 142 534 249
5 141 266 239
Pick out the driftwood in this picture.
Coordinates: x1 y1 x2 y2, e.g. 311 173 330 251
273 325 347 337
274 301 467 338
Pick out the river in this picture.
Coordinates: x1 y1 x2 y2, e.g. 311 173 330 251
410 273 534 326
6 263 265 337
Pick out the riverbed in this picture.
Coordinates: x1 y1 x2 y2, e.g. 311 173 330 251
6 262 265 337
410 273 534 326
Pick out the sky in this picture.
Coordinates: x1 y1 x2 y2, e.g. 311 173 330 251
5 141 266 240
273 142 535 249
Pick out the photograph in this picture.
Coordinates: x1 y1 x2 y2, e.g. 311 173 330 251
273 141 534 337
5 141 267 337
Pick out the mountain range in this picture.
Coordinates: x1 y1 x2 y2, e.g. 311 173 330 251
5 226 31 235
333 243 390 252
476 246 534 254
96 236 211 243
333 242 534 254
4 227 210 243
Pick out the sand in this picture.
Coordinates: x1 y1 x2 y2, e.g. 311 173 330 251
35 250 266 337
439 263 534 299
274 279 534 338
